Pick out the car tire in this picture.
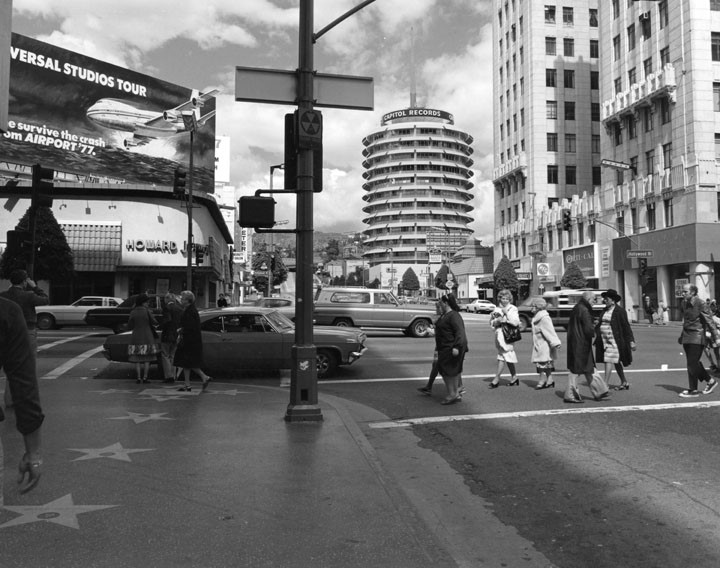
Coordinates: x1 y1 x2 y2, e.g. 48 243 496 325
36 313 55 330
333 318 353 328
316 349 338 378
408 318 431 338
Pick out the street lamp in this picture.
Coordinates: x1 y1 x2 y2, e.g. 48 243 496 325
354 240 365 286
181 110 199 290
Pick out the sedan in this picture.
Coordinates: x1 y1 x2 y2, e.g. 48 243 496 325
37 296 123 330
102 306 367 379
466 299 496 314
254 297 295 320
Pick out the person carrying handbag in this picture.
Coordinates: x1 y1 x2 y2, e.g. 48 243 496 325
489 289 521 388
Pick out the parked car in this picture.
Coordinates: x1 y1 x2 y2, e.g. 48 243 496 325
516 289 606 332
36 296 123 330
313 287 435 337
466 298 496 314
254 296 295 320
101 306 367 379
85 294 164 333
455 297 474 311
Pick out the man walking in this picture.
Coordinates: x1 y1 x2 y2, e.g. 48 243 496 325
564 290 610 403
0 269 49 408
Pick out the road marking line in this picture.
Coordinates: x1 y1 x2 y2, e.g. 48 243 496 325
38 332 99 352
41 346 104 380
369 400 720 429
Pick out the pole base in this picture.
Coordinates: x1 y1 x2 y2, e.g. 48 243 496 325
285 404 323 422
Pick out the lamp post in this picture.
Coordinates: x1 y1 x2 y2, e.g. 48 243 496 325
181 110 198 291
385 247 394 293
266 164 284 297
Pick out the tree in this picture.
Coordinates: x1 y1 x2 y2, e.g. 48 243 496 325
0 206 74 281
251 251 288 295
434 264 457 292
560 261 587 289
493 255 519 295
324 238 340 262
368 277 381 289
401 267 420 293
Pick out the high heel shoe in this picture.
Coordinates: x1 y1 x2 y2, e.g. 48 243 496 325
201 376 212 391
612 383 630 391
488 381 500 389
535 381 555 390
508 377 520 387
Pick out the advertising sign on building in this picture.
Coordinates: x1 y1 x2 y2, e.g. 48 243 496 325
215 136 231 184
2 34 217 190
563 244 597 278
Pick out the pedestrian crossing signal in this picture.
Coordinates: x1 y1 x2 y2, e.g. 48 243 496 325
173 167 187 196
561 208 572 231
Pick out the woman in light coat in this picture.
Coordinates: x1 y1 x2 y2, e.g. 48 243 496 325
530 298 561 390
489 289 521 388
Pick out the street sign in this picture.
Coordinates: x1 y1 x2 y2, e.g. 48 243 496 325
235 67 374 110
626 250 654 258
601 158 632 170
296 109 322 149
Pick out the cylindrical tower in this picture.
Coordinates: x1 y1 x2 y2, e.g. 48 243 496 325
361 107 475 292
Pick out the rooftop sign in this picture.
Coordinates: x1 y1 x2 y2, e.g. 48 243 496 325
381 108 454 126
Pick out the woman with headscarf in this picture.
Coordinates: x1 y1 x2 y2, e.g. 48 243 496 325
434 293 468 405
173 290 212 392
530 297 562 390
489 289 521 388
595 289 636 390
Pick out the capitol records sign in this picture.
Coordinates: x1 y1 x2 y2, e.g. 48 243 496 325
563 244 597 278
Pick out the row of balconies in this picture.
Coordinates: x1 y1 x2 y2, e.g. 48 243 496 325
363 164 474 181
492 153 528 181
363 153 474 170
601 63 677 124
363 129 474 147
362 187 474 203
363 141 473 158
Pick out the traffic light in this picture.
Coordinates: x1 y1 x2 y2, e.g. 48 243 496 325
173 167 187 197
561 208 572 231
238 196 276 229
31 164 54 208
195 246 204 265
638 258 647 274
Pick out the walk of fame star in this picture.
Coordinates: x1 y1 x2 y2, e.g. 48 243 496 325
108 412 174 424
69 442 154 462
0 494 117 529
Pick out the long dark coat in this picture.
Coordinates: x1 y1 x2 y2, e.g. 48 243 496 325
173 303 204 368
434 310 468 378
160 301 184 343
566 298 596 374
595 305 635 366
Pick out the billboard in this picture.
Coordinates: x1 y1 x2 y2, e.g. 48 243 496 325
1 33 216 190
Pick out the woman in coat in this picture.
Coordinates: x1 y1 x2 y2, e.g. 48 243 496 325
489 289 521 388
434 293 468 405
595 289 636 390
173 290 212 392
127 293 159 384
530 298 562 390
678 284 719 397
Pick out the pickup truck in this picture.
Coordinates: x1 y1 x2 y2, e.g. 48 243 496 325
313 287 435 337
84 294 164 333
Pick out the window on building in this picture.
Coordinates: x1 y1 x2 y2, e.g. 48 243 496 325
614 77 622 95
616 169 624 185
547 100 558 119
547 165 559 184
613 123 622 146
631 207 639 234
545 5 556 24
592 166 601 185
647 202 656 230
563 7 573 26
520 108 525 126
520 46 524 65
644 107 654 132
512 54 517 72
546 36 557 55
500 210 505 225
644 57 653 78
664 197 674 227
646 149 655 173
564 70 575 88
564 101 575 121
612 0 619 19
716 134 720 162
513 114 517 131
660 98 671 124
577 221 584 245
563 38 574 57
627 116 637 140
499 94 503 109
589 222 596 242
592 134 600 154
713 0 720 11
547 132 558 151
548 229 554 251
589 8 598 27
663 143 672 171
499 38 503 55
616 213 625 235
630 156 638 178
520 77 524 95
627 24 636 51
500 124 504 140
513 84 517 100
660 47 670 67
565 133 576 153
590 71 599 90
546 68 557 87
613 35 621 61
628 67 637 86
591 103 600 122
640 13 652 40
659 1 669 28
713 33 720 62
590 39 599 58
566 165 577 185
567 225 573 247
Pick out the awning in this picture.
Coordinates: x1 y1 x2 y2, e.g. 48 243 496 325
61 222 121 272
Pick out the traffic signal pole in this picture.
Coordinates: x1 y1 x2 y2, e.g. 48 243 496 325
285 0 321 421
186 129 194 290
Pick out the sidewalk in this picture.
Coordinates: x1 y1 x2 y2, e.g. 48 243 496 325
1 376 554 568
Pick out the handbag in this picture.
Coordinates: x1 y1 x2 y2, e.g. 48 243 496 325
501 322 522 343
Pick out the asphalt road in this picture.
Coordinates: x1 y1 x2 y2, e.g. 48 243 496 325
22 317 720 567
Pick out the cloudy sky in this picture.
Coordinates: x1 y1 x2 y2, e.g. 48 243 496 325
11 0 495 242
